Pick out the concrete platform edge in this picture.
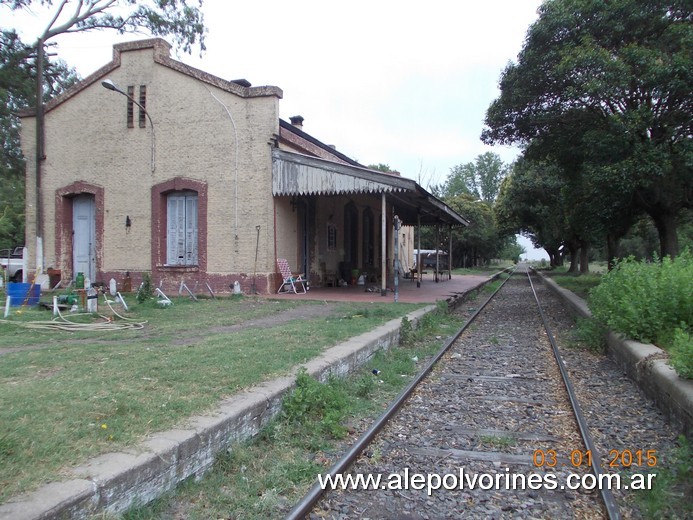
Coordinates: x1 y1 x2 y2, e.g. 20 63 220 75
0 279 492 520
535 270 692 438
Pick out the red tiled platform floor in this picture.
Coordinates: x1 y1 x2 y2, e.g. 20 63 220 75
271 273 491 304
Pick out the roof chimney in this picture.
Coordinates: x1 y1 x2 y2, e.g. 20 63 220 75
230 78 251 87
289 115 304 129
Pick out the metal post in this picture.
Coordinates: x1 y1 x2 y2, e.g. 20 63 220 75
448 225 453 280
435 224 440 283
416 212 421 288
252 225 261 294
35 39 45 273
393 216 400 302
381 193 387 296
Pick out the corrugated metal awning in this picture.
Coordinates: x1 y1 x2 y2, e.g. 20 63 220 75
272 150 469 227
272 149 413 196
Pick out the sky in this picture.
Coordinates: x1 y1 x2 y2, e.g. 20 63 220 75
3 0 549 259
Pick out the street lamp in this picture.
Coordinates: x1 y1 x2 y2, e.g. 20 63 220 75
101 79 156 172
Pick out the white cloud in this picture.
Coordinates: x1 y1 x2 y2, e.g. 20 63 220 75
517 235 550 261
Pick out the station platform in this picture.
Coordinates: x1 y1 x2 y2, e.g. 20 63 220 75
273 273 493 304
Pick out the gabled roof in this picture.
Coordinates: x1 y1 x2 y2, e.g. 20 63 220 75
278 119 364 168
19 38 283 118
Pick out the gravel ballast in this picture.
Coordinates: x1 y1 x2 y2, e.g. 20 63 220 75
312 270 681 519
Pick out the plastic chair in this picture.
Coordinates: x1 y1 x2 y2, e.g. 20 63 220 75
276 258 307 294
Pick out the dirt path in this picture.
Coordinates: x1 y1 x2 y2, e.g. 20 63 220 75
169 302 340 345
0 302 341 356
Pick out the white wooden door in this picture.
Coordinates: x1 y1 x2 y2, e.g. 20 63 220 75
73 194 96 281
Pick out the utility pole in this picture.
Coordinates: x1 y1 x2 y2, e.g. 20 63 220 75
34 38 45 273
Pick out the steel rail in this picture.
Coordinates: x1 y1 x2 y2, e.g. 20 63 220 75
284 270 515 520
526 270 621 520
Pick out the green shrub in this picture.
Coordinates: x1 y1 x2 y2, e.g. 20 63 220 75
483 279 503 294
550 273 602 300
589 250 692 377
136 272 154 303
399 317 413 344
353 373 376 399
569 317 608 353
282 369 348 439
670 328 693 379
638 436 692 518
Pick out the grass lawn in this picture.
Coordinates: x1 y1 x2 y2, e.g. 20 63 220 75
124 301 464 519
539 266 603 299
451 264 512 276
0 294 422 503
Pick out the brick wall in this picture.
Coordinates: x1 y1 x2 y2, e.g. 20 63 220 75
21 40 283 294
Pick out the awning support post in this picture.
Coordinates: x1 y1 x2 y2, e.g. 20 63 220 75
416 212 421 288
435 224 440 283
393 216 400 302
448 225 453 280
381 193 387 296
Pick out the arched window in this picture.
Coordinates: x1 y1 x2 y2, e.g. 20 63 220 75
152 177 207 272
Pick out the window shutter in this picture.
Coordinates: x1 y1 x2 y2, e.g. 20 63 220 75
167 192 198 266
186 196 198 264
167 195 185 264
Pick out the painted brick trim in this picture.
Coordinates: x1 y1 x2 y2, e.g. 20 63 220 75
55 181 105 281
19 38 282 119
151 177 208 275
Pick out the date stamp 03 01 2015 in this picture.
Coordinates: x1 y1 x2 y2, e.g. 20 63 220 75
532 448 658 469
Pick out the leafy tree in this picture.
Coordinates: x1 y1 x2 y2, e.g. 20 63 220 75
368 163 397 173
0 30 78 249
498 236 527 263
444 195 498 267
618 215 662 260
3 0 206 54
498 237 525 264
3 0 207 253
521 104 645 269
439 152 508 203
495 159 567 267
483 0 692 258
0 31 32 250
428 154 512 266
497 150 646 272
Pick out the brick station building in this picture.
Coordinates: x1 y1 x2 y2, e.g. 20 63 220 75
20 38 467 295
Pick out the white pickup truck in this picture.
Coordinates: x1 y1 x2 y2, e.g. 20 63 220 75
1 247 25 282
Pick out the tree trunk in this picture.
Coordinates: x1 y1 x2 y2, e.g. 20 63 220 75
553 248 564 267
579 242 589 274
546 248 559 267
651 211 679 259
606 234 620 271
566 240 579 273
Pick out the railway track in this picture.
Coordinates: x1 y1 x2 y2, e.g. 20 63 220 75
286 266 629 519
